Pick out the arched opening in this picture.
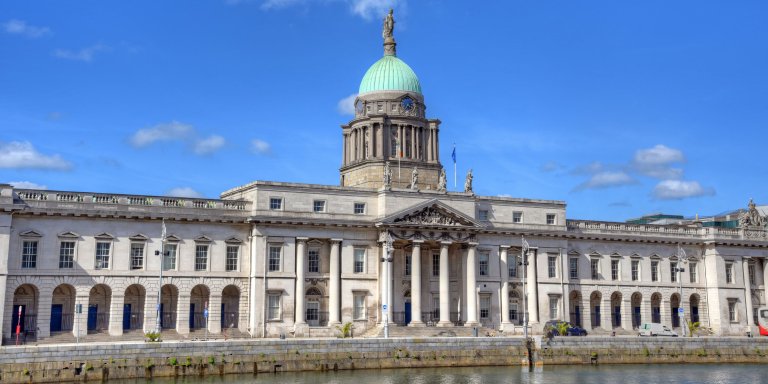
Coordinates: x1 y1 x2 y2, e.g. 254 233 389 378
509 290 521 325
160 284 178 329
651 293 662 323
401 289 412 326
689 294 700 324
670 293 681 328
87 284 111 333
569 291 582 327
305 287 324 326
610 292 622 329
590 291 602 328
631 292 642 328
221 285 240 330
51 284 76 333
190 285 210 330
123 284 146 331
12 284 39 339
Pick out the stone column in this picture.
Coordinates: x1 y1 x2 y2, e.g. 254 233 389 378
144 292 157 333
409 241 424 326
602 297 612 330
661 294 671 328
295 237 307 325
743 258 754 326
329 239 342 326
641 297 652 328
527 250 539 324
764 258 768 298
465 243 479 326
622 298 633 331
581 294 593 330
380 242 387 324
176 294 191 335
437 241 452 327
500 246 510 326
108 291 124 336
208 294 222 334
74 293 89 338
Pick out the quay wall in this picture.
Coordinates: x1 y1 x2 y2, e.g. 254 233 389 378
0 337 767 383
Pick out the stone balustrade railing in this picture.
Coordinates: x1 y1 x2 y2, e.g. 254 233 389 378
566 220 766 240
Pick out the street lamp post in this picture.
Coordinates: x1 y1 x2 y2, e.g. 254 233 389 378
674 244 688 337
382 231 393 338
520 236 530 340
155 219 167 335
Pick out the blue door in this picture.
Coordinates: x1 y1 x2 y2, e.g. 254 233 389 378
574 306 581 326
404 302 412 324
614 306 621 327
220 303 226 328
189 303 195 329
123 304 132 330
50 304 63 332
652 306 660 323
87 305 98 330
159 303 165 328
593 305 600 327
633 306 641 327
692 306 699 323
11 305 26 334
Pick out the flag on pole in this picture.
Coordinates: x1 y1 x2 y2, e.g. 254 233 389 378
521 236 529 252
452 143 456 188
161 219 167 241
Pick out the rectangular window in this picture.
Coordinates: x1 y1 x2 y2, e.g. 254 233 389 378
478 210 489 220
546 214 556 225
513 212 523 223
267 294 281 320
59 241 75 269
308 249 320 273
21 240 38 269
726 263 734 284
590 259 599 280
195 244 209 271
728 301 737 322
569 258 578 279
269 197 282 210
480 296 491 320
226 245 239 271
432 253 439 277
404 254 411 276
95 242 111 270
130 243 144 270
611 259 619 281
353 294 366 319
479 252 489 276
670 262 678 283
689 262 697 283
748 263 756 286
354 202 366 214
631 260 640 281
313 200 326 213
354 248 366 273
163 243 177 271
509 259 517 278
548 255 557 278
549 297 559 320
651 261 659 282
268 245 282 272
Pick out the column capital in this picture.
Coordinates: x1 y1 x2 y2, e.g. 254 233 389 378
412 240 424 245
296 237 309 243
467 242 479 248
499 245 510 250
330 238 343 244
440 240 452 247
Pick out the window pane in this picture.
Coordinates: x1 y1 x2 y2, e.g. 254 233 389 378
130 243 144 270
308 249 320 273
59 241 75 269
22 241 38 269
354 249 365 273
95 242 111 269
269 246 281 272
226 245 239 271
195 244 208 271
479 253 489 276
163 244 177 270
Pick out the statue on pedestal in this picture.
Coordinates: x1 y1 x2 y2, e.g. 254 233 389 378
464 169 473 194
438 168 447 192
739 198 766 228
383 161 392 188
410 167 419 190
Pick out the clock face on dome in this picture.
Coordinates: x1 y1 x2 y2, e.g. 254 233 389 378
401 97 414 111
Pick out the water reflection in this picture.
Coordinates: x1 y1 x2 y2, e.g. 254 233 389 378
111 364 767 384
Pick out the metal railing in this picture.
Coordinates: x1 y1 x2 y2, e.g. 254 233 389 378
127 311 144 330
221 311 239 328
161 312 177 329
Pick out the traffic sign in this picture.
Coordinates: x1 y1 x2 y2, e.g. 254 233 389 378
382 304 387 311
678 308 684 314
203 309 209 318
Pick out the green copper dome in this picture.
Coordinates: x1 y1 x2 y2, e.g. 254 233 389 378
359 55 422 95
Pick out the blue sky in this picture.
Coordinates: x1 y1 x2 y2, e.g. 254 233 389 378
1 0 767 221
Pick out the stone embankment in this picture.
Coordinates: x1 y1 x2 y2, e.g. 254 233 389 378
1 337 766 383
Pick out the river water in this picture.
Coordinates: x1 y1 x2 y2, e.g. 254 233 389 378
112 364 767 384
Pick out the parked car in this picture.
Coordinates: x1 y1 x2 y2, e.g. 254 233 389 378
638 323 678 337
543 320 588 336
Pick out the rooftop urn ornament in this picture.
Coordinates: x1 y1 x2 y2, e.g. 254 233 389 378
437 168 447 192
464 169 474 194
739 198 766 228
382 9 397 56
383 161 392 188
410 167 419 190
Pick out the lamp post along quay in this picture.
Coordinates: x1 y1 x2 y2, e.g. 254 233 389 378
674 244 688 337
382 231 394 339
155 219 167 335
520 236 530 340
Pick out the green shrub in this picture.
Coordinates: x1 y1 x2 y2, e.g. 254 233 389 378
168 357 178 366
144 332 161 342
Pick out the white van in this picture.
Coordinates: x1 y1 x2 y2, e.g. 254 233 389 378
638 323 678 337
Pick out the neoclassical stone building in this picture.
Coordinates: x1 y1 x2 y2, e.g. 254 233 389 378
2 14 767 342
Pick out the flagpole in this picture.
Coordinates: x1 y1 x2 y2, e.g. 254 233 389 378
452 143 456 189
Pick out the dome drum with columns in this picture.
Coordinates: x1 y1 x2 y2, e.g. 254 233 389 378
340 12 443 190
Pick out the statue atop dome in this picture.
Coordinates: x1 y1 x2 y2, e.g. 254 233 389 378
382 9 397 56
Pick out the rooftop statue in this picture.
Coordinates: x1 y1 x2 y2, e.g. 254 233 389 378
410 167 419 190
382 9 395 40
739 198 766 228
438 168 447 192
464 169 474 194
383 161 392 188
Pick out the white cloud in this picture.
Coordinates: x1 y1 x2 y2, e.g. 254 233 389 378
260 0 305 9
571 161 605 175
165 187 203 198
9 181 48 190
254 0 403 20
632 144 685 179
574 171 636 191
350 0 401 20
129 121 194 147
53 44 108 62
194 135 226 155
652 180 715 200
0 141 72 170
251 139 272 154
3 19 50 38
337 93 357 115
540 161 562 173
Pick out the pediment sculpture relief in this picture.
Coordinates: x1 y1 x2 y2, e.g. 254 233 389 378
393 206 468 226
739 198 766 228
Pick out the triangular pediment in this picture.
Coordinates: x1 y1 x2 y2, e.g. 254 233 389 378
20 230 42 238
58 231 80 239
379 199 484 229
129 233 149 241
